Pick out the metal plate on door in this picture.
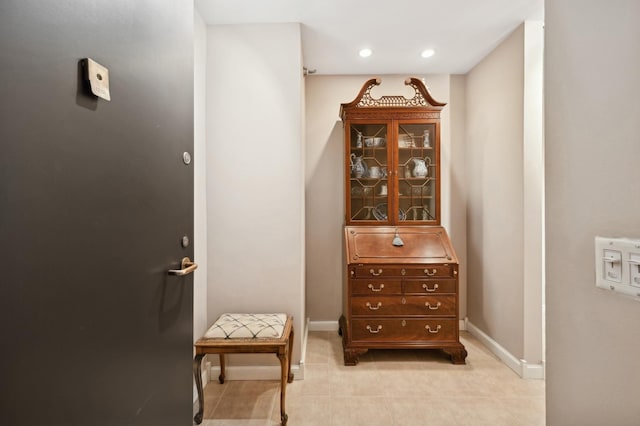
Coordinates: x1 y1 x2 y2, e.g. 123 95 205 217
83 58 111 101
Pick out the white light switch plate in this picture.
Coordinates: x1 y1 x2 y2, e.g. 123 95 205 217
595 236 640 300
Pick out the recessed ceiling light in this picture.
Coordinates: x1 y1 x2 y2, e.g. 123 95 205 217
421 49 435 58
359 48 372 58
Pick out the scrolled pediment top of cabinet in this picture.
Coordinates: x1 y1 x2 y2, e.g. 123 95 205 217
339 77 445 121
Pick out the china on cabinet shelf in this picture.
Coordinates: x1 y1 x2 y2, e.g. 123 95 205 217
338 77 467 366
340 77 444 226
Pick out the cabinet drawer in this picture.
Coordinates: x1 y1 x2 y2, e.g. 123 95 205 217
351 318 458 342
401 265 455 278
351 295 456 317
352 266 404 278
350 279 402 295
403 279 457 294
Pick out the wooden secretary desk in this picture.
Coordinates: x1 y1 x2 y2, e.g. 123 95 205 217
338 77 467 366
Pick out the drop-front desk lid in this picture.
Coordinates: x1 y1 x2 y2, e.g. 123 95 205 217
344 226 458 264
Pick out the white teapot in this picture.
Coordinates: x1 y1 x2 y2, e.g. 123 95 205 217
350 154 367 178
411 158 428 177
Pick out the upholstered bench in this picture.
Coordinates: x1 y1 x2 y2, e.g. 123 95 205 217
193 313 294 425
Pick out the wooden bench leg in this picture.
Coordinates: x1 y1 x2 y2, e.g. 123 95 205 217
193 354 205 425
287 327 294 383
277 350 288 425
277 327 294 425
218 354 226 384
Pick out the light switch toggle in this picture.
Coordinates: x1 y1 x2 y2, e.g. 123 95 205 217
603 249 622 282
629 254 640 288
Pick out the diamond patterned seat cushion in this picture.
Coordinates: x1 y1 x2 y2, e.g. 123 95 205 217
204 313 287 339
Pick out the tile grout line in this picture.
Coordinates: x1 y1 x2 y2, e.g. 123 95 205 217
207 380 229 421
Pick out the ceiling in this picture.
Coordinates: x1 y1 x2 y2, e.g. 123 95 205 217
195 0 543 75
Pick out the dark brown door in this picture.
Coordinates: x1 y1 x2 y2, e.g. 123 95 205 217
0 1 194 425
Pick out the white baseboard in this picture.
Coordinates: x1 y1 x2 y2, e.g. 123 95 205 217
521 360 545 379
208 363 304 382
308 320 339 331
465 319 544 379
459 319 466 331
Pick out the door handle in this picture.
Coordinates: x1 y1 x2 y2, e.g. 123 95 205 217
168 257 198 276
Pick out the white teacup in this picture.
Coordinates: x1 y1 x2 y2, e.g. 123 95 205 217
368 166 382 179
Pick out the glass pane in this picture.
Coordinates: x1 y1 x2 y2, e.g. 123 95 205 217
397 123 437 222
348 123 388 222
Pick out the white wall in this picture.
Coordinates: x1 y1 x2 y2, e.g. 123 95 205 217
304 75 467 320
522 20 545 367
465 22 544 370
193 9 208 351
545 1 640 423
205 23 305 364
193 9 208 399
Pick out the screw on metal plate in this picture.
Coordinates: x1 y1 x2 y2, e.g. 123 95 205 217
181 235 190 248
182 152 191 165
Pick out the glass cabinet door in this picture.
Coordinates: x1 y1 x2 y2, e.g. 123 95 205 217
348 123 389 223
397 122 438 223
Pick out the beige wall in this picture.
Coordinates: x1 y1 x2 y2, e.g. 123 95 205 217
304 75 467 321
450 74 468 319
465 21 545 375
545 1 640 423
466 24 528 359
205 23 305 364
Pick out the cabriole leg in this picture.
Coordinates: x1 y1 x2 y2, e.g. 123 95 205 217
193 354 205 424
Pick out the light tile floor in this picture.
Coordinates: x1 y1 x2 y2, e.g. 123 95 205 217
198 331 545 426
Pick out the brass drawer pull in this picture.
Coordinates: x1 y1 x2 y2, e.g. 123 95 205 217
422 283 439 292
369 268 383 276
425 302 442 310
367 283 385 292
366 325 383 334
425 324 442 334
366 302 382 311
424 268 437 276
